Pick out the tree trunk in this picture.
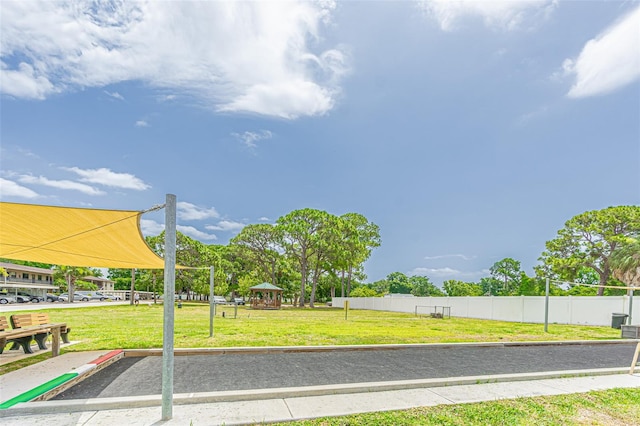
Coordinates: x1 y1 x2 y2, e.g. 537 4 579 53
309 276 318 308
347 265 353 296
130 268 136 305
309 265 322 308
68 275 74 303
299 261 307 307
340 270 345 298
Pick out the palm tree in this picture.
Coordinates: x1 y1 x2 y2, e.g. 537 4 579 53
53 265 93 302
610 238 640 294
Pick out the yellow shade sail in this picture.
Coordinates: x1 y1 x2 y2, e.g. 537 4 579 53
0 201 167 269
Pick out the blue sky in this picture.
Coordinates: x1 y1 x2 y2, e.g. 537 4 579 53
1 1 639 286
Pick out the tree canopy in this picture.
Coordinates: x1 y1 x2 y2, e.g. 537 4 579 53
537 206 640 295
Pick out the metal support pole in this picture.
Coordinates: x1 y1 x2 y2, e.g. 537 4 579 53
209 266 215 337
629 290 634 325
162 194 177 420
544 278 550 333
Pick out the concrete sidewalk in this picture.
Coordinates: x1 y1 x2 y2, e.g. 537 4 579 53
0 348 639 425
1 372 639 425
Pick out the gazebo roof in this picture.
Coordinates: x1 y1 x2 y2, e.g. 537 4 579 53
250 282 283 291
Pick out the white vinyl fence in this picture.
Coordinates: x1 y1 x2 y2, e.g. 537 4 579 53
332 296 639 326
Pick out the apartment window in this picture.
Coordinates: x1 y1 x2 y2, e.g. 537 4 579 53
38 275 42 281
23 273 29 279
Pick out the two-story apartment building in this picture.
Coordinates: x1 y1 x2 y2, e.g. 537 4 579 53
82 276 115 291
0 261 115 298
0 261 57 298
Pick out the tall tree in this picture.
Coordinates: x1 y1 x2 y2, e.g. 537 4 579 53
479 277 501 296
277 208 330 307
230 223 282 287
338 213 381 297
387 272 412 294
489 258 522 295
442 280 483 296
306 212 343 307
538 206 640 296
409 275 444 297
53 265 93 302
371 278 390 295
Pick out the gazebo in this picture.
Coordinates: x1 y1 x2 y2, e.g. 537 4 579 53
249 283 283 310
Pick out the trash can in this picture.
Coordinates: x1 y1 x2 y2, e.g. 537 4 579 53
611 313 629 329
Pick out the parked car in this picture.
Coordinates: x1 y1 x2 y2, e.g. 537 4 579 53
213 296 227 304
15 291 45 303
76 291 112 301
58 293 89 302
46 293 60 302
0 293 17 304
233 297 245 305
94 292 114 301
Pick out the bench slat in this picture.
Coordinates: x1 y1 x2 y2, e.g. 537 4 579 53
0 316 10 332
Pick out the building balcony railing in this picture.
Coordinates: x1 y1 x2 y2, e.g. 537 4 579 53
2 277 53 285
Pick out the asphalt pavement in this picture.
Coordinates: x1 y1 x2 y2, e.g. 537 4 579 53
53 341 637 399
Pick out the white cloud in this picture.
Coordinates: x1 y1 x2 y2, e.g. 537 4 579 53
418 0 556 31
0 178 39 198
17 174 105 195
408 267 489 282
62 167 150 190
140 218 218 241
231 130 273 149
140 219 165 236
258 217 271 222
409 267 462 277
135 120 149 127
0 61 58 99
563 6 640 98
0 1 347 119
424 254 475 261
104 91 124 100
177 202 219 221
177 225 217 241
205 220 246 232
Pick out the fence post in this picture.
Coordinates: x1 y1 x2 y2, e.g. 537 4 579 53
544 278 550 332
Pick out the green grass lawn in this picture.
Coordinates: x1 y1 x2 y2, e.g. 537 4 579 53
272 388 640 426
1 303 622 352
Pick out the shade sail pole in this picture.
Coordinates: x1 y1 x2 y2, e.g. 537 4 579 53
162 194 177 420
209 265 215 337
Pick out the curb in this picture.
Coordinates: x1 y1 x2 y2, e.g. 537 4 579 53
123 339 639 357
0 349 123 410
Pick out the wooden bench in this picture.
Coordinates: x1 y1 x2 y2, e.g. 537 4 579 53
0 316 52 355
7 313 71 357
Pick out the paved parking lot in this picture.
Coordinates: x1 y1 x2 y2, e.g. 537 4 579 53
0 300 130 312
